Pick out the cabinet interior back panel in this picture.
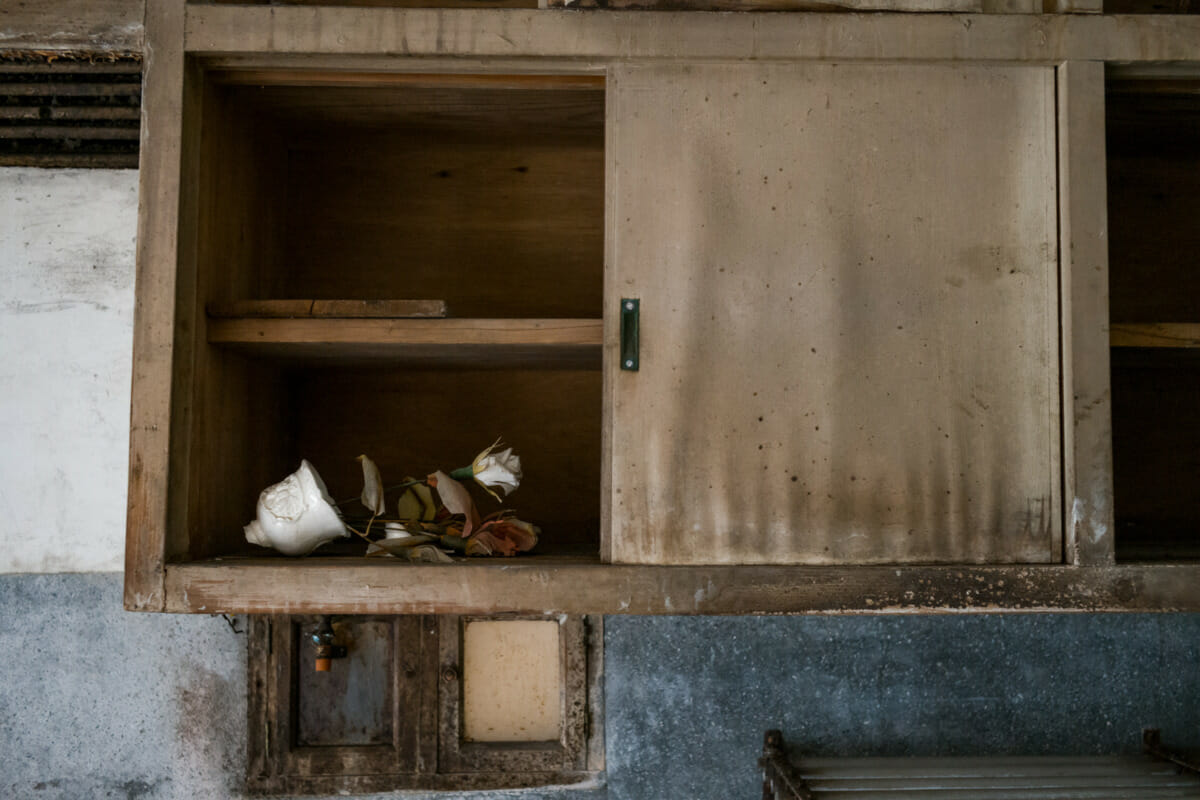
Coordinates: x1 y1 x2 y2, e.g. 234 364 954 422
607 63 1060 565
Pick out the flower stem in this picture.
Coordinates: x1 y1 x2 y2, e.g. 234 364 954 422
335 478 427 508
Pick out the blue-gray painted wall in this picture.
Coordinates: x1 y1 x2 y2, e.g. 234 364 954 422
3 574 1198 800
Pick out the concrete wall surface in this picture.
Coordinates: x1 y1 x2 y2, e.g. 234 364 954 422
0 168 137 573
4 575 1200 800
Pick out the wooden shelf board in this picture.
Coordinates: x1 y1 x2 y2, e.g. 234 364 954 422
1110 323 1200 349
160 559 1200 615
207 317 603 366
208 70 606 91
207 299 448 319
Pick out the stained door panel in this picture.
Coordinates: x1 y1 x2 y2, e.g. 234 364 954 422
606 62 1060 564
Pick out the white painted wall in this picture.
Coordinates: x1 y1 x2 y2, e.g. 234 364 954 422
0 168 138 572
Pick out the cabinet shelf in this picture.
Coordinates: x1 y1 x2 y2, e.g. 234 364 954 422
161 557 1200 615
1110 323 1200 349
207 316 603 367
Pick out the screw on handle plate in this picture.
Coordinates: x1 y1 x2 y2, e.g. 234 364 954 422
621 298 639 371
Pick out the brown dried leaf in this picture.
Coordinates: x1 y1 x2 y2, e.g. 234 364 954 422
405 544 454 563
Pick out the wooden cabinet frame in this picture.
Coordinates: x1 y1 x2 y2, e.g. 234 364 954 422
247 615 601 794
126 2 1200 615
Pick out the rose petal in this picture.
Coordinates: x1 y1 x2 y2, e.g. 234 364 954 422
357 455 386 516
429 471 479 537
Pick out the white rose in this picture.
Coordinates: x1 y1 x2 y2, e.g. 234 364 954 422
244 460 348 555
472 445 522 498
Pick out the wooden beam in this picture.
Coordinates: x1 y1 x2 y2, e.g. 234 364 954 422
209 317 602 346
184 8 1200 64
1111 323 1200 349
207 70 604 89
206 317 603 366
207 299 449 319
546 0 989 12
1058 61 1114 567
0 0 143 52
165 559 1200 615
123 0 185 612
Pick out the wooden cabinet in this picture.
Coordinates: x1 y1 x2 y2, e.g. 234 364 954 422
125 3 1200 614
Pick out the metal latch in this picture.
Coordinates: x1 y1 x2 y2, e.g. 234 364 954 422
621 298 639 371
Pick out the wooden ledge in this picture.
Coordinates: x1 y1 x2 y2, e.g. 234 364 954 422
1111 323 1200 349
160 559 1200 615
207 317 603 367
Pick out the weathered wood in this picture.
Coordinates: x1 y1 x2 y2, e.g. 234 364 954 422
248 613 596 795
439 616 588 773
183 8 1200 64
207 299 448 319
608 62 1060 565
209 70 603 90
211 0 537 8
546 0 983 12
208 317 600 345
207 318 602 366
191 78 603 319
123 0 185 612
182 61 294 563
0 0 143 52
1058 61 1115 567
165 560 1200 615
1111 324 1200 349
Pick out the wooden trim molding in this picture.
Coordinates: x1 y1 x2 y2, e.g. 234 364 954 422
1057 61 1115 567
123 0 187 612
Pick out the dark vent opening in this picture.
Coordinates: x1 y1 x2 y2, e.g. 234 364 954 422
0 52 141 169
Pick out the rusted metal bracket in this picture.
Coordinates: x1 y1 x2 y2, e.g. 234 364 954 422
759 730 814 800
1143 729 1200 776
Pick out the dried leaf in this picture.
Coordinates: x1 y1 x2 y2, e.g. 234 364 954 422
367 532 440 557
412 482 437 521
428 470 479 537
465 517 539 557
405 544 454 563
357 454 386 516
395 486 422 521
396 480 437 522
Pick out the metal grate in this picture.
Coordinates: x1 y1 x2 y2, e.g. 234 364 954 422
0 52 141 169
761 730 1200 800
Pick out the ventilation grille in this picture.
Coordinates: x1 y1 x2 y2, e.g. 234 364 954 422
0 53 142 169
799 757 1200 799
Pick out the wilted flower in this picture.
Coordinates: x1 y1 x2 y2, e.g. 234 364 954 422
465 516 539 557
451 440 522 500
